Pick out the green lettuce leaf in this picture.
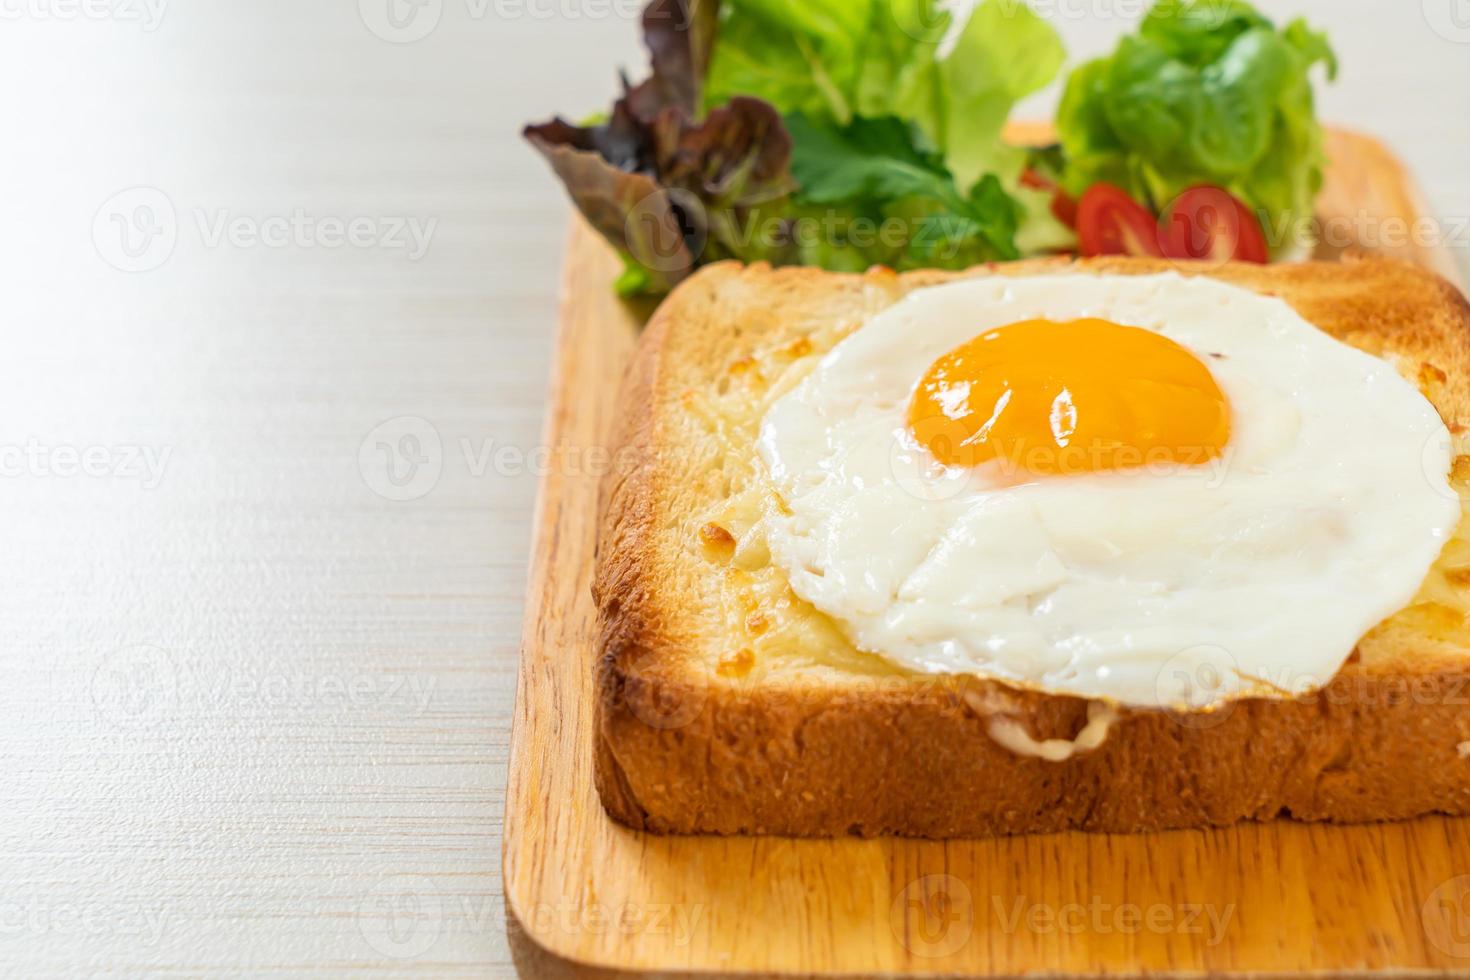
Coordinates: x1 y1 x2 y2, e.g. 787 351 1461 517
704 0 1062 196
919 0 1066 191
1056 0 1335 252
702 0 951 125
785 114 1020 270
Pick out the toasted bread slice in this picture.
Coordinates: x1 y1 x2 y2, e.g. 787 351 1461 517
592 254 1470 838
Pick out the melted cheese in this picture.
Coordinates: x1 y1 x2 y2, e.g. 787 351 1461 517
687 292 1470 703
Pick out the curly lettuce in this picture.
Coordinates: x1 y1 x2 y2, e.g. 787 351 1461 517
704 0 1064 195
525 0 794 294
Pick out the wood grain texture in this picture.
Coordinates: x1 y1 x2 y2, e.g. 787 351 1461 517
503 129 1470 978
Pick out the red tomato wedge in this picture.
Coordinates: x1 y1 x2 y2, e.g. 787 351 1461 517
1075 183 1163 257
1160 185 1269 264
1020 167 1079 228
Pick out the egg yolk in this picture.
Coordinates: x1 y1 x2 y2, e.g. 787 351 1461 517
906 318 1230 475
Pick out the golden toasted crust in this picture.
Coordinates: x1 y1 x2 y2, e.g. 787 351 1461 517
592 255 1470 837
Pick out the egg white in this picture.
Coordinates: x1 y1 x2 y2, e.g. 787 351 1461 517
756 273 1460 708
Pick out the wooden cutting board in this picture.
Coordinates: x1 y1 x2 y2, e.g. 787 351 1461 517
504 127 1470 979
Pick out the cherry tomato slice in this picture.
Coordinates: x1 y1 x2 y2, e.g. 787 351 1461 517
1160 185 1269 264
1021 167 1079 228
1076 183 1163 258
1049 187 1078 229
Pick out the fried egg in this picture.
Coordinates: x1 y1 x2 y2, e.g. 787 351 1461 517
757 273 1460 708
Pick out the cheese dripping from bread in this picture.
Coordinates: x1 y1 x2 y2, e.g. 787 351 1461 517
757 273 1460 717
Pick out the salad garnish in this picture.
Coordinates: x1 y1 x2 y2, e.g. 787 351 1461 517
524 0 1334 294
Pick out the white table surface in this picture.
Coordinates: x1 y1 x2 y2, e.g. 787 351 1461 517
0 1 1465 976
